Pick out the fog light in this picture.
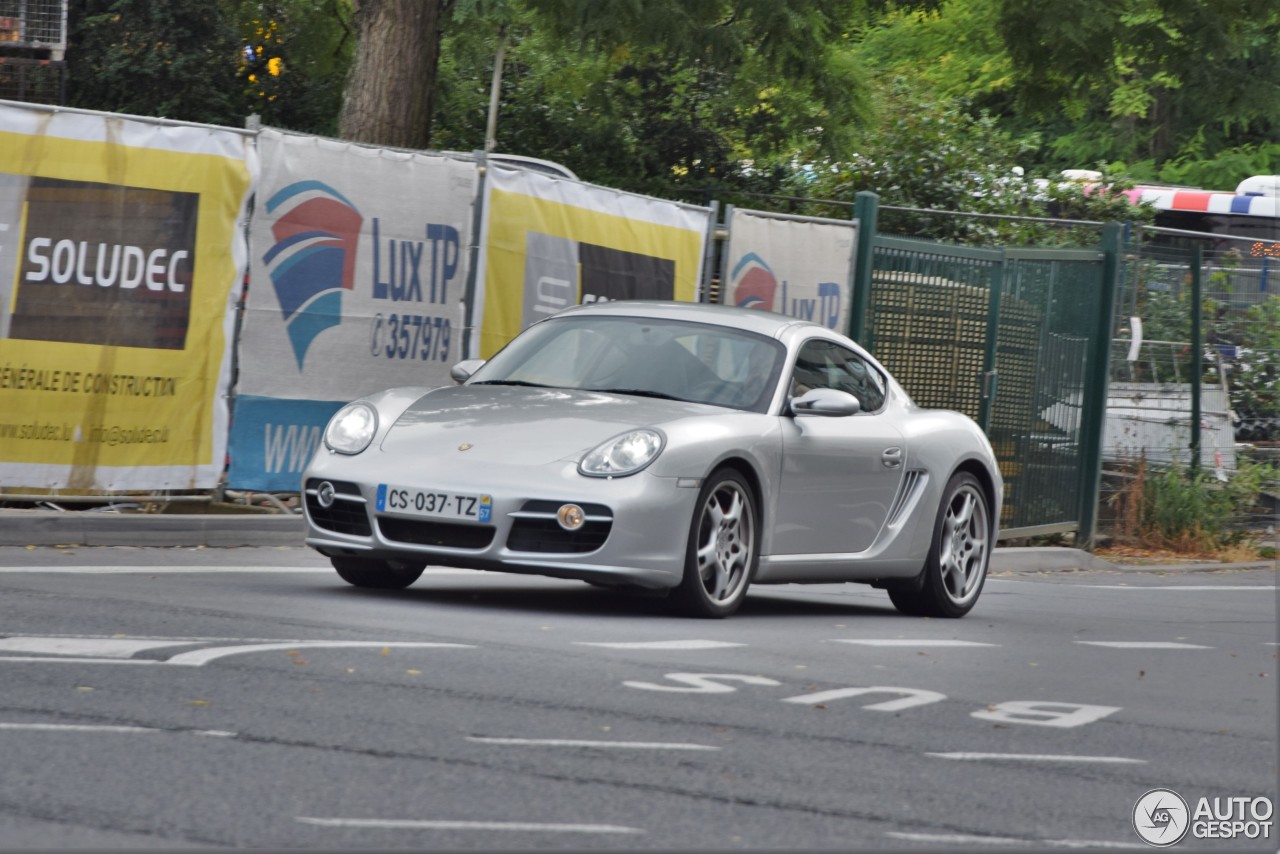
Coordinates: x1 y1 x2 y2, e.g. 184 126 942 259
557 504 585 531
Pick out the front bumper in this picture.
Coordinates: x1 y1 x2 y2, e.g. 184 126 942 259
301 453 695 590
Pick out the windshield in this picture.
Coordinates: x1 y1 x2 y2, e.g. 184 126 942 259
470 315 786 413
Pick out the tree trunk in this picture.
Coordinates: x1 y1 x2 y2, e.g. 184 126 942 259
338 0 446 149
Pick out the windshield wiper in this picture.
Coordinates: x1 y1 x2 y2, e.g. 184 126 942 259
585 387 683 401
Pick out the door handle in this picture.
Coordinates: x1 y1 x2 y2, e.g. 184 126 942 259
882 447 903 468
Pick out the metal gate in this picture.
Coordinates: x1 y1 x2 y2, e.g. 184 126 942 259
852 227 1116 539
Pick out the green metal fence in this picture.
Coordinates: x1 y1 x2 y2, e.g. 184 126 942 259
1102 237 1280 540
851 193 1119 541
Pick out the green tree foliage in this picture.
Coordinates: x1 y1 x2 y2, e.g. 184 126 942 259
66 0 243 125
66 0 352 133
434 0 872 201
432 7 870 203
229 0 354 136
996 0 1280 184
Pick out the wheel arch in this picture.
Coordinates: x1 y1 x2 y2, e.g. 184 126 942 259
950 457 1000 539
708 455 766 522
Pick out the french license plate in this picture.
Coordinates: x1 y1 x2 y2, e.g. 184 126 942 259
376 484 492 523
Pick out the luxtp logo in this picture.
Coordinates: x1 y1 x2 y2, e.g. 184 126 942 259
729 252 778 313
261 180 363 369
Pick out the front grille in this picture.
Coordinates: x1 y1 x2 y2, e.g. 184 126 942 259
378 517 495 549
506 500 613 554
304 479 372 537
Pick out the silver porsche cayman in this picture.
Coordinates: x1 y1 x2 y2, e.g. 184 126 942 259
302 300 1002 618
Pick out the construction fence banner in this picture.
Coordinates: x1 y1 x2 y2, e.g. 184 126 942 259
228 128 479 491
0 102 256 491
721 207 857 332
472 165 712 358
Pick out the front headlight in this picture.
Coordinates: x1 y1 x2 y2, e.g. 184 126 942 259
579 428 665 477
324 402 378 455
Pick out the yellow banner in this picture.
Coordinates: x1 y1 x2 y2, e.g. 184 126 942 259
478 173 708 358
0 111 254 490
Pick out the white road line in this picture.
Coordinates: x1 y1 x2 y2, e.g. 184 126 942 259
1075 641 1213 649
466 737 720 751
296 817 643 834
572 640 746 650
1079 585 1276 591
829 639 998 647
0 656 162 665
0 637 200 657
0 723 238 738
887 831 1144 848
165 641 474 666
927 752 1146 764
0 723 158 734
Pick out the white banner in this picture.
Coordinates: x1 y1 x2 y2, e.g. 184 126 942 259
229 129 479 490
473 166 712 358
722 209 856 332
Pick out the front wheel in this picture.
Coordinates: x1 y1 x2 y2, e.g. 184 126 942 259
669 469 759 618
888 471 990 618
331 557 425 590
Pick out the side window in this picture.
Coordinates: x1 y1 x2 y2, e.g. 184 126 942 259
791 340 887 412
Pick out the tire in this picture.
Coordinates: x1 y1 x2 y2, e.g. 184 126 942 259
888 471 990 618
331 557 425 590
669 469 759 618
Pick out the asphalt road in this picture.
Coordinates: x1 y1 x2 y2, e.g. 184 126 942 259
0 545 1275 850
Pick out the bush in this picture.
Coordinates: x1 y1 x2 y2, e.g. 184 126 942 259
1110 456 1269 553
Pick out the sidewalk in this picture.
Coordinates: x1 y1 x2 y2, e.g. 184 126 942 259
2 510 1274 573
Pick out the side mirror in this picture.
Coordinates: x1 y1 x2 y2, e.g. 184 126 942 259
789 387 862 417
450 359 486 384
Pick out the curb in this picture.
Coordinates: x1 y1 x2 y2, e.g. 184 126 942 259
0 512 305 548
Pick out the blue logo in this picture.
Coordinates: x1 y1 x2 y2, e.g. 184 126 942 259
261 180 363 369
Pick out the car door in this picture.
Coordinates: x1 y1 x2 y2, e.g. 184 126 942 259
772 338 905 556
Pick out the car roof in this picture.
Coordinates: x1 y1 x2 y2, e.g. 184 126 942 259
552 300 818 339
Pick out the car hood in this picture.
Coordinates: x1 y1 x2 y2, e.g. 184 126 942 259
379 384 713 465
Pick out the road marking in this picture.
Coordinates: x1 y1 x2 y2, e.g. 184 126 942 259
296 817 643 834
829 639 998 647
573 640 746 650
0 723 237 738
0 637 200 657
622 673 781 693
0 723 158 734
782 686 946 712
1079 585 1276 591
887 831 1144 848
466 737 720 751
0 636 477 666
927 752 1146 764
165 641 475 667
0 656 162 665
1075 641 1213 649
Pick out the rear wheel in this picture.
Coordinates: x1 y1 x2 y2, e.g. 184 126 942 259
888 471 990 618
331 557 425 590
670 469 758 618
